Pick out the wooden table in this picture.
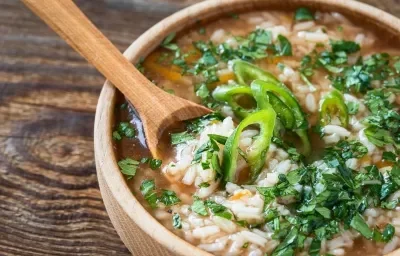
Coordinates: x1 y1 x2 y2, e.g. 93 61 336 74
0 0 398 255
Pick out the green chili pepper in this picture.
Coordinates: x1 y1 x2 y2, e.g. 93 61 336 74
212 85 253 119
251 80 296 130
215 60 311 155
251 80 311 156
222 109 276 184
233 60 279 85
319 89 349 127
234 62 308 130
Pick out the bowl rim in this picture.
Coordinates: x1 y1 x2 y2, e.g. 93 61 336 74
94 0 400 255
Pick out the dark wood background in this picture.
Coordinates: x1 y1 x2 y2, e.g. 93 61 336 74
0 0 398 255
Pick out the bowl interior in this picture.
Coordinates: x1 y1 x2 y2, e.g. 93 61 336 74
94 0 400 255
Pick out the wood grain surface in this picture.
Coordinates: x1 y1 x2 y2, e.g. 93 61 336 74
0 0 399 255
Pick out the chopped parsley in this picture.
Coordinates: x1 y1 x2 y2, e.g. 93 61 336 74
330 40 360 54
191 197 208 216
275 35 293 56
363 89 400 148
117 158 139 179
199 182 210 188
199 27 206 35
112 131 122 141
160 190 181 206
161 32 178 51
255 138 400 255
204 199 233 219
140 179 158 208
149 159 162 170
294 7 314 21
297 41 400 94
172 213 182 229
186 112 225 134
139 180 181 208
346 101 359 115
113 122 135 141
171 131 195 145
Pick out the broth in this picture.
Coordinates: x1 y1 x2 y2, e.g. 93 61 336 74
113 9 400 256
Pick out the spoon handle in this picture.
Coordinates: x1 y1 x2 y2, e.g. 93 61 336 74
22 0 168 110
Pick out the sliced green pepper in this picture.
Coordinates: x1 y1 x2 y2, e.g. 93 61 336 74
251 80 296 130
215 60 311 155
251 80 311 156
222 109 276 184
319 89 349 127
212 85 253 119
233 60 279 85
234 61 308 130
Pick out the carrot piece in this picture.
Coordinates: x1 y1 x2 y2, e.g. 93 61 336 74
143 50 182 81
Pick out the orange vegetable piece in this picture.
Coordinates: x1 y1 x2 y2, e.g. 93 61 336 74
143 50 182 81
229 189 252 200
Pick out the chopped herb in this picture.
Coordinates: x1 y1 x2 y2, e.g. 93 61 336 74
160 190 181 206
309 239 321 256
120 102 128 109
205 200 232 219
242 242 249 249
199 182 210 188
172 213 182 229
382 224 395 242
135 58 145 73
161 32 179 51
114 122 135 139
350 213 373 239
199 27 206 35
383 151 398 162
140 179 155 196
140 157 149 164
191 197 208 216
186 112 225 134
346 101 359 115
140 179 158 208
364 127 394 147
149 159 162 170
294 7 314 21
394 60 400 73
171 131 195 145
330 40 360 54
229 13 239 19
162 32 176 45
201 161 210 170
118 158 139 179
112 131 122 141
325 140 368 160
363 89 399 148
275 35 292 56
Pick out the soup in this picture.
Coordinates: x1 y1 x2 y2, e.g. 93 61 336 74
112 8 400 256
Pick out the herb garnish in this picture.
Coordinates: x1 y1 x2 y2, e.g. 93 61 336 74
140 179 181 208
256 138 399 255
171 131 195 145
363 89 400 148
117 158 139 179
113 122 135 141
140 179 158 208
294 7 314 21
172 213 182 229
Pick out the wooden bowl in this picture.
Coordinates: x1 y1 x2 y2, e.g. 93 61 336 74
94 0 400 255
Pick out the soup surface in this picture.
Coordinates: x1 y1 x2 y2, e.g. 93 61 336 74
113 8 400 256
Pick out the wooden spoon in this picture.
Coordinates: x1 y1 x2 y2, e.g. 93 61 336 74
22 0 211 158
